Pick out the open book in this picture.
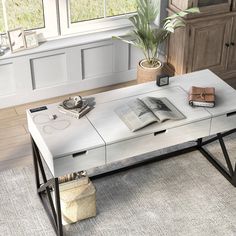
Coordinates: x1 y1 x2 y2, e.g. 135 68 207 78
115 97 185 132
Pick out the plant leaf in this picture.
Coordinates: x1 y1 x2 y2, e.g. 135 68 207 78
113 1 199 65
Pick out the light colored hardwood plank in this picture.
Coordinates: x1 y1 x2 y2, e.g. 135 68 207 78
0 114 27 129
0 155 32 172
23 124 29 133
0 107 18 120
0 143 32 162
0 125 27 139
0 134 30 150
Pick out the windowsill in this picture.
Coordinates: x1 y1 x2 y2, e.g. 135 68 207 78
0 26 132 61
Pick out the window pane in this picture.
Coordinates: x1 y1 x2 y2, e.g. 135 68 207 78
0 3 5 33
5 0 44 30
70 0 103 23
106 0 137 17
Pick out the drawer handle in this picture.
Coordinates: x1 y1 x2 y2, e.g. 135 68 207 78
72 150 87 158
154 130 166 136
227 111 236 117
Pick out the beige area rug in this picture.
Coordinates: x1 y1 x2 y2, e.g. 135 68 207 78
0 133 236 236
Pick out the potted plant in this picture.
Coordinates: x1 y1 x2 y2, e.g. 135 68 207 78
113 0 199 83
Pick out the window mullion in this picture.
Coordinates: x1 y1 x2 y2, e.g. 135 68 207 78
1 0 8 31
104 0 106 18
66 0 71 27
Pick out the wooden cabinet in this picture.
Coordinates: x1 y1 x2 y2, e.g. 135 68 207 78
169 0 231 16
187 17 231 74
167 10 236 80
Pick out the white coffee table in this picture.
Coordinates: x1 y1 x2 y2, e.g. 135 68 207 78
27 69 236 236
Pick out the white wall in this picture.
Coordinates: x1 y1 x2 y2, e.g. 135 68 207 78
0 38 143 108
0 1 167 109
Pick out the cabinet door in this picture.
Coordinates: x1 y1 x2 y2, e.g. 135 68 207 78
188 18 231 74
232 0 236 11
227 17 236 71
169 0 230 15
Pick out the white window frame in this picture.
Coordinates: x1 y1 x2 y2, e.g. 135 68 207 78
58 0 134 36
1 0 137 42
1 0 58 41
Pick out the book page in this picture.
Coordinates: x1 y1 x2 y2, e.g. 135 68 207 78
115 99 157 132
140 97 185 122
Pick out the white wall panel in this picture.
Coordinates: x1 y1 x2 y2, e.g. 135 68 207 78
129 45 144 69
66 46 82 82
0 38 139 108
31 53 67 89
82 43 113 79
113 40 129 72
0 63 15 96
13 57 34 92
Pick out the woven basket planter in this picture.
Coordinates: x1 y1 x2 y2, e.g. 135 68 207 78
137 59 163 84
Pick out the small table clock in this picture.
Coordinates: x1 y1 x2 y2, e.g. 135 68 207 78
156 75 169 87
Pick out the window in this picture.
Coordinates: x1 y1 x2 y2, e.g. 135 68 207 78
59 0 137 36
0 0 137 41
0 0 58 40
0 3 5 32
5 0 45 30
70 0 104 22
106 0 137 17
69 0 137 23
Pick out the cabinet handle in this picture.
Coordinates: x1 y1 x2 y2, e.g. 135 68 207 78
227 111 236 117
154 130 166 136
225 43 230 47
72 150 87 158
231 42 235 46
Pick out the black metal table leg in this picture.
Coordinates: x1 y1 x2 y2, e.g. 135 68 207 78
31 139 40 190
30 128 236 235
31 136 63 236
54 178 63 235
198 130 236 187
217 133 234 176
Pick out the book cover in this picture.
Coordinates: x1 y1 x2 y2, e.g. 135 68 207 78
189 86 215 107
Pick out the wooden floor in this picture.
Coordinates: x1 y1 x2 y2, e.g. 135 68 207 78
0 78 235 172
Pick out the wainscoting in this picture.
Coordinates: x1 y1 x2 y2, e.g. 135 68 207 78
0 37 143 109
0 0 169 109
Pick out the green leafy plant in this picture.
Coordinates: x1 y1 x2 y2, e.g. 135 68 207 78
113 0 199 68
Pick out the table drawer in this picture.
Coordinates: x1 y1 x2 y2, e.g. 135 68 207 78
107 119 210 163
54 146 105 177
210 111 236 135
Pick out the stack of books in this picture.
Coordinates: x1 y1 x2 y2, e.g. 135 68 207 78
188 86 215 108
58 103 92 119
